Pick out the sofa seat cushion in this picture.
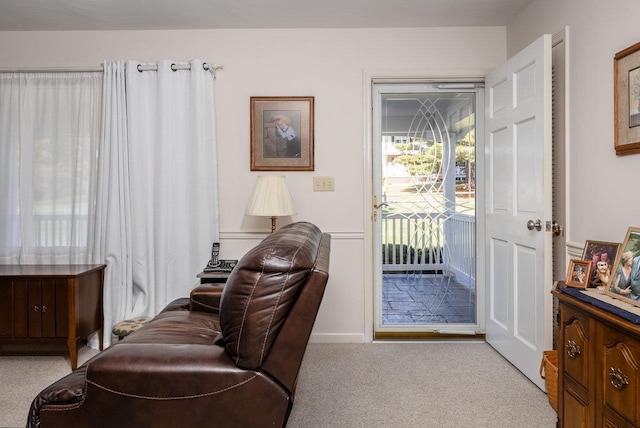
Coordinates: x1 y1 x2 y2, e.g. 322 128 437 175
120 310 220 345
220 222 323 369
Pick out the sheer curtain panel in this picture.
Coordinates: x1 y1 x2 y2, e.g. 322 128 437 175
97 60 219 346
0 72 102 264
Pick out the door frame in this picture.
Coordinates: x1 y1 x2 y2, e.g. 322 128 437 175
363 70 492 342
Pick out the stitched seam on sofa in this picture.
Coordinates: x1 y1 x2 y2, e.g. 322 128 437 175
234 254 266 363
86 373 260 400
41 402 83 412
257 229 310 365
258 270 288 366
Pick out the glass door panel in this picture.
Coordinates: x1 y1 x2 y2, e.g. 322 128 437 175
373 83 482 337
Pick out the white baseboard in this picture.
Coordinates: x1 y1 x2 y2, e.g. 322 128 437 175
309 333 366 343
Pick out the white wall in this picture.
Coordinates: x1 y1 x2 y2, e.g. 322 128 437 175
507 0 640 258
0 27 506 341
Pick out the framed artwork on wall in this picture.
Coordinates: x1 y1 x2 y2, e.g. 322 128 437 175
250 96 314 171
614 41 640 155
581 240 620 287
605 227 640 307
566 259 592 289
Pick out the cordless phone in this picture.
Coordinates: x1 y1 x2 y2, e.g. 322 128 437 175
207 242 221 268
203 242 238 273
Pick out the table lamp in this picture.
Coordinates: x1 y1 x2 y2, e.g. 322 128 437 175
245 176 296 233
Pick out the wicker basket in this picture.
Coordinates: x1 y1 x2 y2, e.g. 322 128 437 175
540 350 558 413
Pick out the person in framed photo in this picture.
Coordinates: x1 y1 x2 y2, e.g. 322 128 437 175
611 251 636 298
600 251 613 272
628 251 640 300
572 264 587 284
588 251 601 283
271 114 301 158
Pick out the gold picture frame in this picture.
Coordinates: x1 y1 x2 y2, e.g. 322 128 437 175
581 240 620 287
250 96 314 171
614 41 640 155
605 227 640 307
566 259 592 289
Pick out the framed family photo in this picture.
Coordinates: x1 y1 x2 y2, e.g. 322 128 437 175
566 259 592 289
614 41 640 155
581 240 620 287
605 227 640 307
250 96 314 171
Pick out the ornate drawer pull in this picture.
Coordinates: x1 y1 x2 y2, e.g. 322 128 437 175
609 368 629 390
566 340 581 358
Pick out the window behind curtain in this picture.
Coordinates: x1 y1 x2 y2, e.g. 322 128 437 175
0 72 102 264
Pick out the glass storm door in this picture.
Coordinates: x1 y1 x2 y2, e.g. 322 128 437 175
372 82 484 337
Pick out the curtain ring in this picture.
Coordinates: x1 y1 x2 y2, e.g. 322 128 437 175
171 63 178 72
137 64 143 72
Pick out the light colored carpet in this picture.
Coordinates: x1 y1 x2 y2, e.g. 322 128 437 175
0 342 556 428
287 342 557 428
0 345 99 428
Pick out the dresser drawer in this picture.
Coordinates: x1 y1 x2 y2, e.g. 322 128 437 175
562 304 591 389
601 323 640 426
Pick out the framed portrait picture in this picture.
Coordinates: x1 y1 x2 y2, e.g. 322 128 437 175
566 259 592 289
614 41 640 155
605 227 640 307
581 240 620 287
250 96 314 171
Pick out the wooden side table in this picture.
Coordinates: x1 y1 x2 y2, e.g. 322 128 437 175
0 264 105 370
197 271 232 284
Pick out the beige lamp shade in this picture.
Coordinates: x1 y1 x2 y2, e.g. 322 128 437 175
245 176 296 232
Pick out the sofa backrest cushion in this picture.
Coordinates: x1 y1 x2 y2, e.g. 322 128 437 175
219 222 322 369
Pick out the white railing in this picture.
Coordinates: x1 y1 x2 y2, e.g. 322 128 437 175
447 213 476 285
381 211 475 282
381 212 444 272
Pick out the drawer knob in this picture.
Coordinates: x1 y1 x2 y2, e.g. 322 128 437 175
609 368 629 390
34 305 40 312
566 340 581 358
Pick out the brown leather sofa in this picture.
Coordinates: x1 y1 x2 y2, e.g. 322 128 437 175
28 222 331 428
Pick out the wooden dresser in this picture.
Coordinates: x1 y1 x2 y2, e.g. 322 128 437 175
0 264 105 369
553 285 640 427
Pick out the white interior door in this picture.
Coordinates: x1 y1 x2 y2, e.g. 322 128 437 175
485 34 553 390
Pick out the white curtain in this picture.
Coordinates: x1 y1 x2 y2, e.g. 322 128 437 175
91 61 133 347
0 72 102 264
96 60 219 346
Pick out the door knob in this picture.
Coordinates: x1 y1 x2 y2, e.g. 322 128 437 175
372 196 389 221
551 221 564 237
527 219 542 231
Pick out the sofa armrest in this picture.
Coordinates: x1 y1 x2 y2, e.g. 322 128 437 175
29 368 87 427
190 283 225 313
86 344 261 398
33 344 290 428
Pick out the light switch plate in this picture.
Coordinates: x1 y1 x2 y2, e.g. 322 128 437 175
313 176 335 191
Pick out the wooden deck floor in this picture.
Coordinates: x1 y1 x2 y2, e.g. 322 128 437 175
382 273 476 325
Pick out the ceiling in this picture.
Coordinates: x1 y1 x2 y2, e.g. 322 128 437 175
0 0 533 31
